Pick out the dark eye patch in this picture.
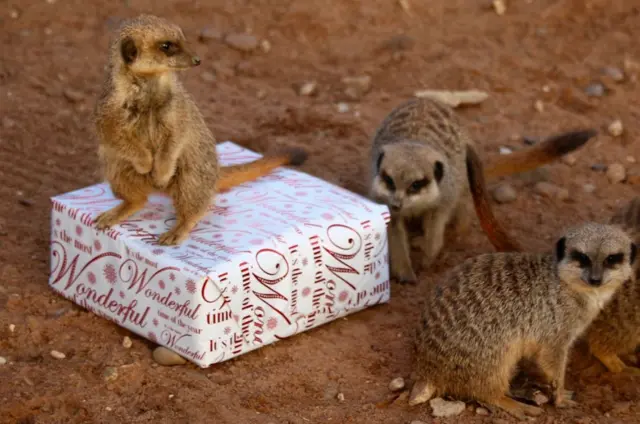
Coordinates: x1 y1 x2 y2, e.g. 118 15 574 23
604 253 624 267
407 178 429 194
159 41 180 56
380 171 395 191
570 250 591 268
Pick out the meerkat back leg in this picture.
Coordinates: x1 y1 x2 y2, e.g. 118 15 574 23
95 174 151 230
388 218 418 284
490 396 544 419
535 345 578 408
420 209 450 270
591 349 640 375
158 184 212 246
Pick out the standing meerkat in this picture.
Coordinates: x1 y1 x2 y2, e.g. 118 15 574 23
583 197 640 374
93 14 307 245
368 97 596 283
408 222 637 419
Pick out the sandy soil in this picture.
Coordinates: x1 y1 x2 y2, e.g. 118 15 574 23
1 0 640 423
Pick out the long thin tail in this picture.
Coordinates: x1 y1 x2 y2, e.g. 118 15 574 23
466 144 523 252
215 147 308 192
484 129 597 179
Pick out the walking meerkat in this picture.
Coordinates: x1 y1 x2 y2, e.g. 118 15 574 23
583 197 640 374
93 14 307 245
408 222 637 419
368 97 596 283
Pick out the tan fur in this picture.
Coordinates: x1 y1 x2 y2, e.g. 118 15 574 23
409 223 636 419
93 14 306 245
368 97 595 283
583 197 640 375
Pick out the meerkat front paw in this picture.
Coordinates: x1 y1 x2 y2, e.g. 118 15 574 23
554 391 578 408
131 151 153 175
157 227 189 246
152 162 175 189
95 209 121 229
391 265 418 284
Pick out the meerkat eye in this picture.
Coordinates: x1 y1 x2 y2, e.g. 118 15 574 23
570 251 591 268
407 178 429 194
380 171 395 191
159 41 179 56
604 253 624 267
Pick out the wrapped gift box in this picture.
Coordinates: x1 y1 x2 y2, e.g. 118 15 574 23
48 142 391 367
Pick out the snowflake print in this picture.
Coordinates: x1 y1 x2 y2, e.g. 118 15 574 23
148 332 157 342
302 287 311 297
169 273 176 282
302 258 309 267
375 272 381 280
88 272 97 285
55 218 61 227
267 317 278 330
75 225 83 236
94 240 102 252
174 287 181 296
185 280 197 294
153 318 159 327
231 285 239 295
375 233 381 241
149 224 157 230
224 326 232 335
152 248 164 255
103 264 117 285
233 314 239 322
119 291 125 299
158 280 166 290
338 290 349 303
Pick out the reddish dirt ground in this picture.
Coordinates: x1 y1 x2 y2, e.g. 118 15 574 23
1 0 640 423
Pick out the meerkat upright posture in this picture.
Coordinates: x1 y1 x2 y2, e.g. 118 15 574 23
93 14 307 245
408 222 637 419
583 197 640 374
368 98 596 283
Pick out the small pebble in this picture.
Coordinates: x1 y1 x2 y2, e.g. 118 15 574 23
591 163 607 172
298 81 317 96
336 392 345 402
562 154 577 166
152 346 187 366
534 182 569 201
0 357 6 365
9 324 15 332
476 407 490 415
410 421 428 424
492 183 517 204
583 183 596 193
50 350 66 360
63 88 85 103
200 71 216 83
342 75 372 100
337 103 350 113
429 397 466 417
608 119 624 137
606 163 626 184
260 39 272 53
585 82 605 97
224 33 259 52
388 377 405 392
122 336 132 349
105 407 112 412
10 9 19 19
626 156 636 164
602 66 625 82
492 0 506 15
532 390 550 405
103 367 118 382
499 146 512 155
534 100 544 112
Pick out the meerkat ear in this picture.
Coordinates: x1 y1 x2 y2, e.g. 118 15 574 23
630 243 637 265
121 36 138 64
376 151 385 172
434 161 444 183
555 237 566 262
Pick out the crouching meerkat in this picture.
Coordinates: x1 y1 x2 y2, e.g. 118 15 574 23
409 222 637 419
583 197 640 375
93 14 307 245
368 97 596 283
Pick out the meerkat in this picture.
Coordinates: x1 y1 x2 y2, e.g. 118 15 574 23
93 14 307 245
583 197 640 375
408 222 637 419
368 97 596 283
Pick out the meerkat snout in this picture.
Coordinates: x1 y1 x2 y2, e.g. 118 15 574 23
555 224 637 292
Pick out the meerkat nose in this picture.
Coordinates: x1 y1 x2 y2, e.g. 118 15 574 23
588 277 602 286
192 56 201 66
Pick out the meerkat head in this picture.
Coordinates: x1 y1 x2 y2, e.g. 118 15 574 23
555 222 637 298
370 141 445 217
113 14 200 76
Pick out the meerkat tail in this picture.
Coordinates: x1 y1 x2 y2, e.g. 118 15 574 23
484 129 597 179
466 145 523 252
216 147 308 192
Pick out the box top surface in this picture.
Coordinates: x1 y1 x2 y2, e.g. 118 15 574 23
52 142 390 281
